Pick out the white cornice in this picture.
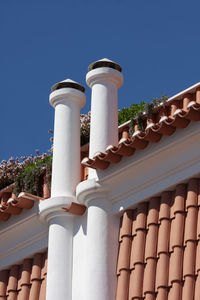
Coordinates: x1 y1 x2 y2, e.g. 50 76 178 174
0 203 48 269
98 123 200 184
106 122 200 214
78 122 200 215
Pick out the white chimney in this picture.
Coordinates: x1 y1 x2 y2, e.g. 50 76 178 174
39 79 85 300
86 58 123 159
76 59 123 300
50 79 86 199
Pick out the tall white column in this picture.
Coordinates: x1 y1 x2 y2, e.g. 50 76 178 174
46 213 73 300
86 197 119 300
86 58 123 160
39 79 85 300
76 59 123 300
76 180 119 300
50 79 85 198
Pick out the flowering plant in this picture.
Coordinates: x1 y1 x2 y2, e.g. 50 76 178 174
0 153 52 195
0 97 168 194
80 112 90 145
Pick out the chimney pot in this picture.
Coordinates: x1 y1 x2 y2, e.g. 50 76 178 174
51 78 85 93
88 58 122 72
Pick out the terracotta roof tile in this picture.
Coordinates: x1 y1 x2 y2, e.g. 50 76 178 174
157 219 170 255
82 84 200 171
184 207 198 243
143 257 157 296
0 270 9 299
168 282 182 300
130 230 146 267
0 188 45 222
7 265 20 297
168 246 183 284
156 253 169 289
170 184 186 218
116 271 130 300
156 288 168 300
194 274 200 300
129 263 144 299
17 259 32 300
116 176 200 300
169 213 185 251
183 241 196 277
182 276 195 300
196 240 200 274
0 251 47 300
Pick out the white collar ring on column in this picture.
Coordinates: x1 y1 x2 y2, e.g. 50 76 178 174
76 179 110 207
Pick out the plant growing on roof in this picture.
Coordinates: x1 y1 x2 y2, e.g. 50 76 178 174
0 157 22 190
0 95 168 194
118 95 168 133
14 154 52 196
80 112 91 145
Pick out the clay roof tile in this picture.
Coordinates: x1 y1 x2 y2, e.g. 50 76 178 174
129 264 144 299
182 276 195 300
143 257 157 295
183 241 196 277
7 265 19 293
159 192 172 221
156 253 169 289
0 252 47 300
117 236 132 274
116 270 130 300
194 274 200 300
168 282 182 300
184 206 198 243
157 219 170 254
116 177 200 299
147 197 160 226
81 83 200 171
169 213 185 251
156 288 168 300
186 178 199 208
0 270 9 297
119 210 134 240
30 254 42 281
170 184 186 217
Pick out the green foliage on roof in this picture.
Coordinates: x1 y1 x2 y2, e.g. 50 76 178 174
0 95 168 194
14 154 52 196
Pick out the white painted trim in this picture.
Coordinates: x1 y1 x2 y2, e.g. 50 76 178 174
77 122 200 216
0 203 48 269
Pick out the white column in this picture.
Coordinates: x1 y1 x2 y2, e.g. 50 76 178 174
79 59 123 299
76 179 119 300
46 213 73 300
50 80 85 198
39 79 85 300
85 198 119 300
86 58 123 159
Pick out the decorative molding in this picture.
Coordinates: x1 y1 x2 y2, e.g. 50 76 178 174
39 196 75 222
0 203 48 269
98 122 200 183
102 122 200 214
76 179 109 206
78 122 200 215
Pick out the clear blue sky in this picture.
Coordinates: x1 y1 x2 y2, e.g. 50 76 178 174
1 0 200 160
